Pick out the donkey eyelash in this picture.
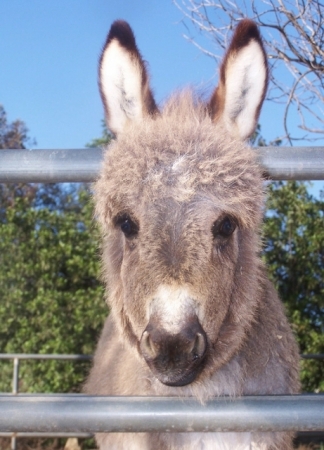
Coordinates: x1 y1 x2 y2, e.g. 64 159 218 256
114 213 139 238
212 215 237 239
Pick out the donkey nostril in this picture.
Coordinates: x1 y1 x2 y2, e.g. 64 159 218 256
140 330 157 359
192 332 206 360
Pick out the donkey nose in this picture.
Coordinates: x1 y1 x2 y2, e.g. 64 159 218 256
139 317 207 386
140 326 206 361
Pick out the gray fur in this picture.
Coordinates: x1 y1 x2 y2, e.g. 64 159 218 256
84 19 300 450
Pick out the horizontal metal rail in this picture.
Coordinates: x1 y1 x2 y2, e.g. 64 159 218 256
0 432 92 438
0 147 324 182
0 353 92 361
0 395 323 433
257 146 324 180
0 353 321 360
0 354 93 448
1 355 322 447
0 148 103 183
300 354 324 360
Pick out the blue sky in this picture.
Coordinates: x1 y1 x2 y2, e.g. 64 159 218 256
0 0 289 150
0 1 322 152
1 1 216 148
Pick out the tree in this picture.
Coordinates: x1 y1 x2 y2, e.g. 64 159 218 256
86 119 112 148
0 104 33 150
0 184 107 393
0 104 36 218
1 105 322 399
263 181 324 392
250 126 324 393
173 0 324 144
0 107 107 394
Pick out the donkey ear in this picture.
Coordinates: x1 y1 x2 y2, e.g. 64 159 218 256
209 20 268 140
99 20 158 135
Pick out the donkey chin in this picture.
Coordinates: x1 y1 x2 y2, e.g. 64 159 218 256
139 315 208 387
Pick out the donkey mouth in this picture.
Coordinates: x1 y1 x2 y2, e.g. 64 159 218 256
151 359 207 387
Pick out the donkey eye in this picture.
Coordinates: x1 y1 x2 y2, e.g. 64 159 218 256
116 214 139 238
212 216 236 239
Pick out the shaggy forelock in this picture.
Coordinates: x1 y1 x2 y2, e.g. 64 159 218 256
95 91 264 229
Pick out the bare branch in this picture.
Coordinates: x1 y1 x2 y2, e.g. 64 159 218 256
173 0 324 143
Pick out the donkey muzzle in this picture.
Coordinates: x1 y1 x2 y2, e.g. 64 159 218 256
139 316 207 386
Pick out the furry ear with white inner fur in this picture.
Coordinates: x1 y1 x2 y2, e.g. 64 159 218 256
99 20 158 136
209 19 268 140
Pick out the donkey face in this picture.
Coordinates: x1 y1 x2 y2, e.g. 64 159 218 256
95 20 268 387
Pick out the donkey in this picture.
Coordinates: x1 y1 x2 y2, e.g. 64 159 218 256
84 19 300 450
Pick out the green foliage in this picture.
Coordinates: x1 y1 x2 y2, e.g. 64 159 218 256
0 108 322 398
263 181 324 392
253 125 323 392
86 119 112 148
0 106 106 394
0 104 34 149
0 184 106 393
250 124 282 147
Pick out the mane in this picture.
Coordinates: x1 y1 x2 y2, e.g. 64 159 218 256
95 90 264 230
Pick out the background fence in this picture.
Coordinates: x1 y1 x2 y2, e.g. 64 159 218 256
0 147 324 449
1 147 324 182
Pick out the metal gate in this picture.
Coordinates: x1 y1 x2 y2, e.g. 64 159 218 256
0 147 323 447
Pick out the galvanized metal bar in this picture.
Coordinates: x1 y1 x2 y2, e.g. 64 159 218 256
11 436 16 450
0 148 103 183
0 353 92 361
301 354 324 360
256 146 324 180
11 358 19 450
0 353 321 360
1 432 92 438
12 358 19 395
0 395 323 433
1 431 323 443
0 147 324 182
